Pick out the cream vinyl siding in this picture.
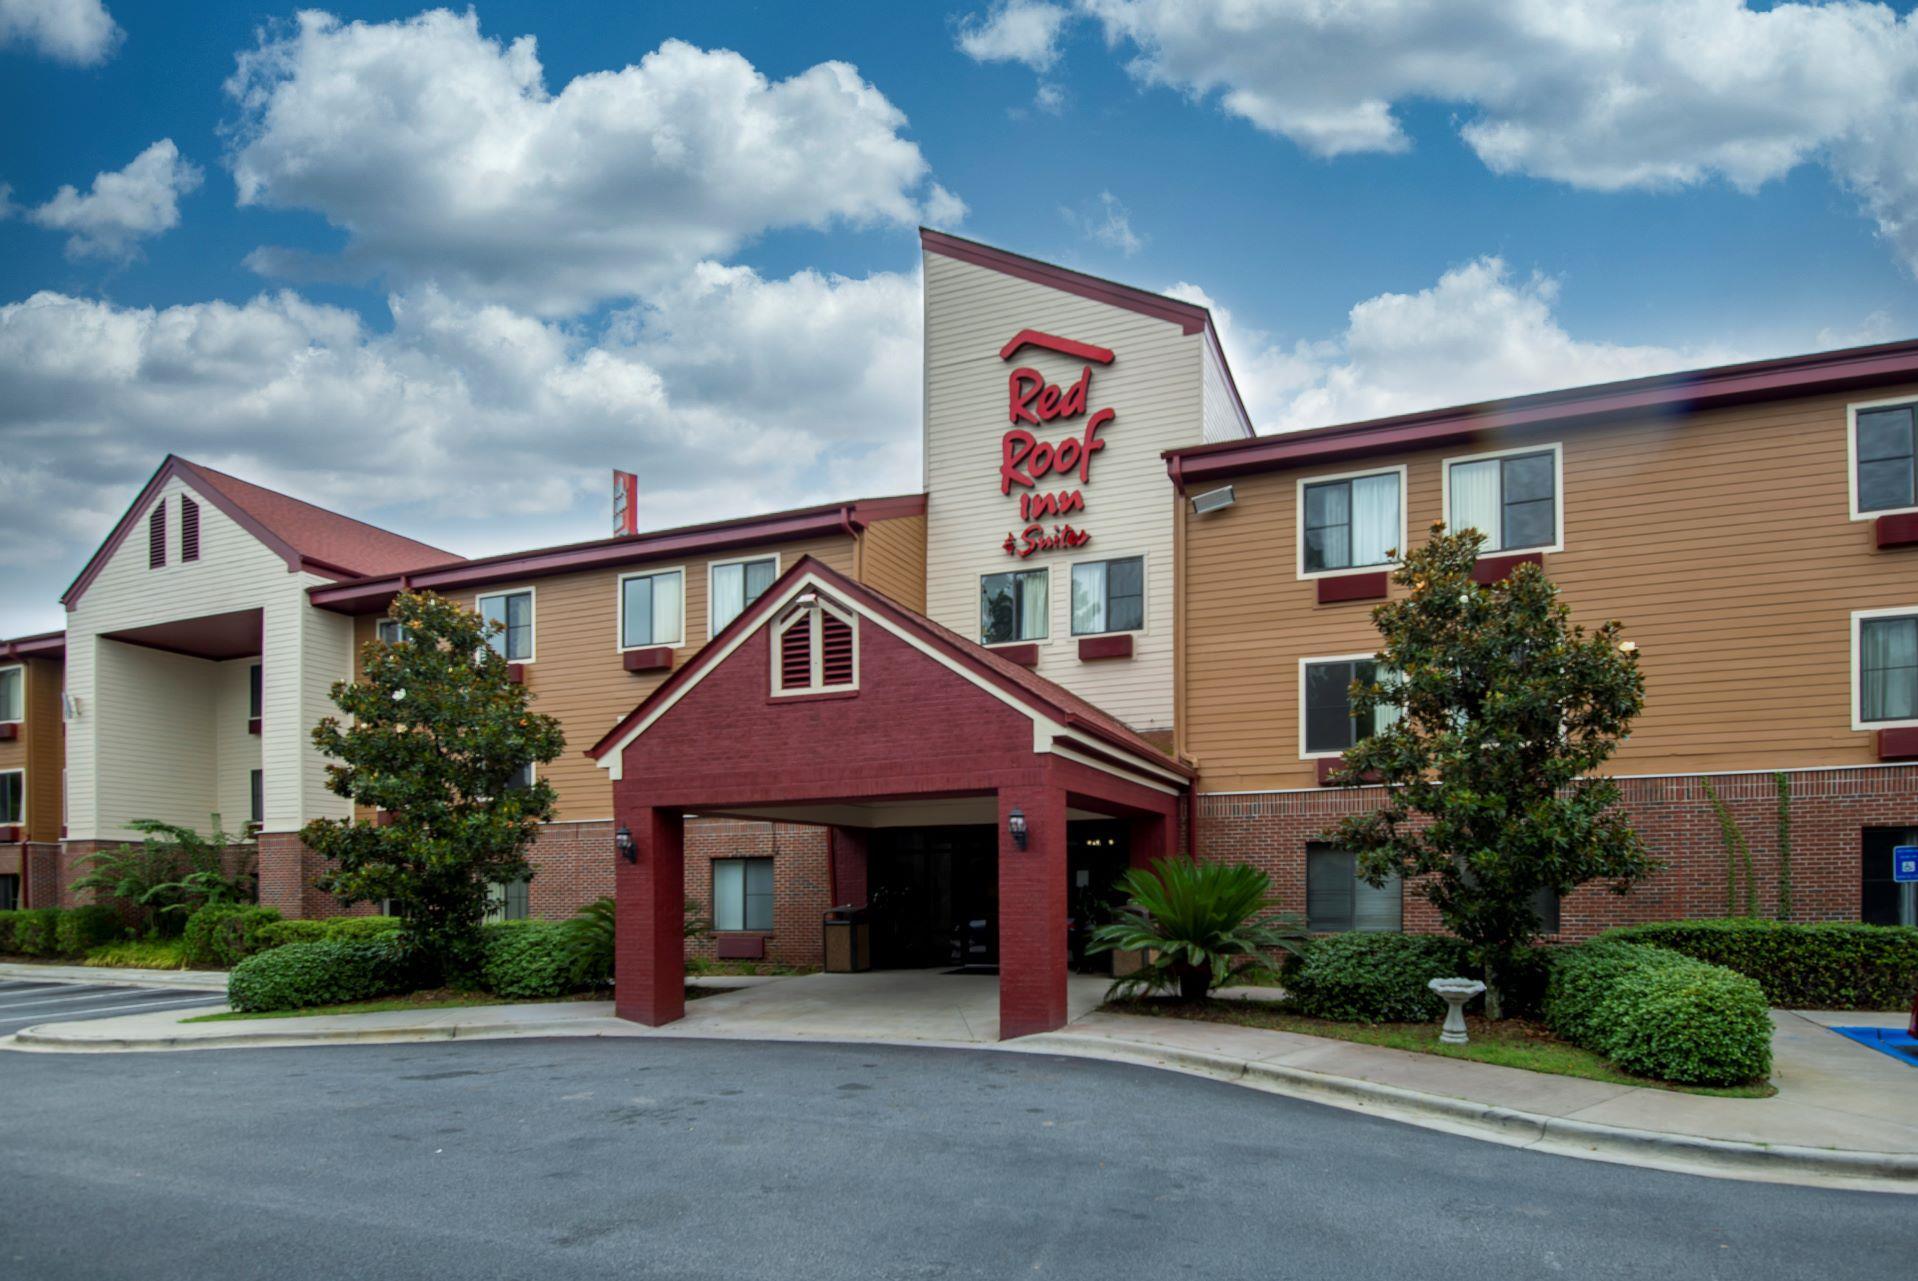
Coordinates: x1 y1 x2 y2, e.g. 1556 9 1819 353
1200 334 1253 445
922 251 1213 733
213 659 263 830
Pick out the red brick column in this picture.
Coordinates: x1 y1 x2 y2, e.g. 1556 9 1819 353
998 781 1068 1039
1129 808 1177 871
830 827 869 908
616 807 686 1027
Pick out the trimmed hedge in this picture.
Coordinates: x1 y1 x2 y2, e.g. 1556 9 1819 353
1285 933 1474 1023
226 936 413 1013
11 908 62 957
1600 919 1918 1011
255 915 400 951
55 905 122 957
479 920 588 999
181 904 283 969
1545 940 1772 1085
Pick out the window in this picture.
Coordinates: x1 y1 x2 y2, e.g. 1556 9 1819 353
486 878 531 922
1857 611 1918 726
619 571 683 650
478 590 535 661
181 496 201 562
0 666 21 723
1302 657 1400 756
710 557 778 634
1853 401 1916 516
375 619 409 645
1301 469 1403 574
0 770 22 825
249 770 264 826
1446 446 1560 553
507 762 534 791
248 664 263 721
148 501 166 569
981 569 1049 644
1862 827 1918 927
1071 557 1144 635
772 598 857 695
1531 885 1562 935
0 874 17 911
712 858 773 932
1306 844 1401 932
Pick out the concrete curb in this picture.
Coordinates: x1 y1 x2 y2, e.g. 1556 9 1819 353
0 962 229 992
1018 1032 1918 1190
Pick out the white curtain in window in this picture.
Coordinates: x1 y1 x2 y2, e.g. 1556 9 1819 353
1020 571 1048 639
1071 563 1104 634
1862 617 1918 721
712 861 745 932
1449 459 1502 551
711 562 744 630
1350 472 1399 566
652 572 682 645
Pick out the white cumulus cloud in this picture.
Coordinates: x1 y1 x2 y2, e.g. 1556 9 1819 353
955 1 1071 71
223 9 958 315
0 0 119 65
23 139 202 260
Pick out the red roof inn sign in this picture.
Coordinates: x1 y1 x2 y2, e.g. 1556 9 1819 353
997 329 1116 558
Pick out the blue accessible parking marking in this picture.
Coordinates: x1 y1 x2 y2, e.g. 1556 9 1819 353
1830 1025 1918 1067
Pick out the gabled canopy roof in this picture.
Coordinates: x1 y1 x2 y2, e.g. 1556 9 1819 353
61 455 463 608
587 554 1191 792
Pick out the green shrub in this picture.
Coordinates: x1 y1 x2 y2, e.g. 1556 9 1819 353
255 919 330 950
253 915 401 953
1545 940 1771 1085
85 938 188 970
0 910 19 951
1599 919 1918 1011
480 920 587 999
55 906 123 957
12 908 63 957
181 904 283 969
1285 933 1474 1023
324 915 401 939
226 936 413 1013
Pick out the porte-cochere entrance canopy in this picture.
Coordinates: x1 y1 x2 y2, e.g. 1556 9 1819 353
587 556 1192 1038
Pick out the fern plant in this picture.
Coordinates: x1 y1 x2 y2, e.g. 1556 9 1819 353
562 894 711 986
1088 857 1307 1001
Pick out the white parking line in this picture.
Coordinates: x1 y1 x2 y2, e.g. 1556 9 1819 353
0 984 77 997
8 994 223 1024
0 987 163 1011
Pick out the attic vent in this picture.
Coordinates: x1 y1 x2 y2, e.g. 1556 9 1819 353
181 497 201 563
771 594 859 697
148 502 166 570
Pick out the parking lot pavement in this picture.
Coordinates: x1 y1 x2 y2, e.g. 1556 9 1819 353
0 977 224 1036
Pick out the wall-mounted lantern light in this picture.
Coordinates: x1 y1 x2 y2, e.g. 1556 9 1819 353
615 824 636 863
1007 807 1028 851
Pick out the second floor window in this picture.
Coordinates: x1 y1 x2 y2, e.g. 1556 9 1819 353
1856 402 1916 514
711 557 777 633
1303 470 1401 573
0 770 21 825
376 619 409 645
248 664 262 720
1303 657 1400 755
620 570 683 649
981 569 1048 644
0 667 20 723
1071 557 1144 635
479 590 534 661
1860 613 1918 723
1447 447 1558 553
249 769 264 825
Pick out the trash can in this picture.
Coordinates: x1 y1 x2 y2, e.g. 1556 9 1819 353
822 905 871 973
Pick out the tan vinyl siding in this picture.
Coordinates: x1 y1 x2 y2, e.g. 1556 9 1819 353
1183 381 1918 793
858 513 928 612
0 656 62 841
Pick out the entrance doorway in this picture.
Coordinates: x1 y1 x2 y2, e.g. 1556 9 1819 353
863 821 1131 971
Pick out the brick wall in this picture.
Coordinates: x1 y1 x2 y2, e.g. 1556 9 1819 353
683 818 831 967
1198 764 1918 939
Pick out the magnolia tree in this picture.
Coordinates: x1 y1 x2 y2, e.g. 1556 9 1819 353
1330 524 1656 1018
303 591 566 983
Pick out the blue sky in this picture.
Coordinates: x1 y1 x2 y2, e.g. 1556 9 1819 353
4 0 1918 633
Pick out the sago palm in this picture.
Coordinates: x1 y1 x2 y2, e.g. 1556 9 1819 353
1089 857 1307 1001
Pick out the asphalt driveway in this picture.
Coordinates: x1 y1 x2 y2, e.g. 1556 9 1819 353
0 977 223 1036
0 1036 1906 1281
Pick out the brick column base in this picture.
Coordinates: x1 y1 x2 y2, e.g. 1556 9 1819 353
998 780 1069 1039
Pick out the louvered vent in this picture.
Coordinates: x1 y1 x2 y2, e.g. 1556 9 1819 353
820 613 853 686
181 496 201 563
148 503 166 569
780 618 812 689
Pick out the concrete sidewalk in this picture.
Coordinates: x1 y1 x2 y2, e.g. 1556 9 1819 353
7 971 1915 1191
0 961 229 992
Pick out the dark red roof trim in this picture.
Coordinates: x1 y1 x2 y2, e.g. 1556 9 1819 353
310 494 928 615
0 631 65 661
1166 335 1918 488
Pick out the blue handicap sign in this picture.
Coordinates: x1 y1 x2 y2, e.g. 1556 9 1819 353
1896 846 1918 884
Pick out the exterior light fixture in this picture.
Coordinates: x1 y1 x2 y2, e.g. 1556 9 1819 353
1189 485 1236 515
1008 807 1028 851
615 824 636 863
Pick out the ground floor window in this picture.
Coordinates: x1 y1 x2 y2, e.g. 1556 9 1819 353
487 878 530 922
0 770 21 825
1863 827 1918 926
713 857 774 932
0 873 17 910
1306 843 1401 932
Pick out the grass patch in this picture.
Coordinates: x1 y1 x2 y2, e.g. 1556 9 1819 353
83 939 192 970
687 958 817 977
182 988 605 1023
1104 997 1776 1099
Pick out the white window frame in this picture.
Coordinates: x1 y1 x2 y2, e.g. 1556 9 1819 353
707 553 780 638
1296 464 1409 580
1847 395 1918 521
1851 605 1918 731
0 664 22 725
375 619 409 645
770 597 860 697
1068 552 1150 638
1440 441 1564 556
0 768 23 827
711 856 775 933
614 566 686 652
476 586 538 664
1299 652 1387 760
979 566 1051 646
